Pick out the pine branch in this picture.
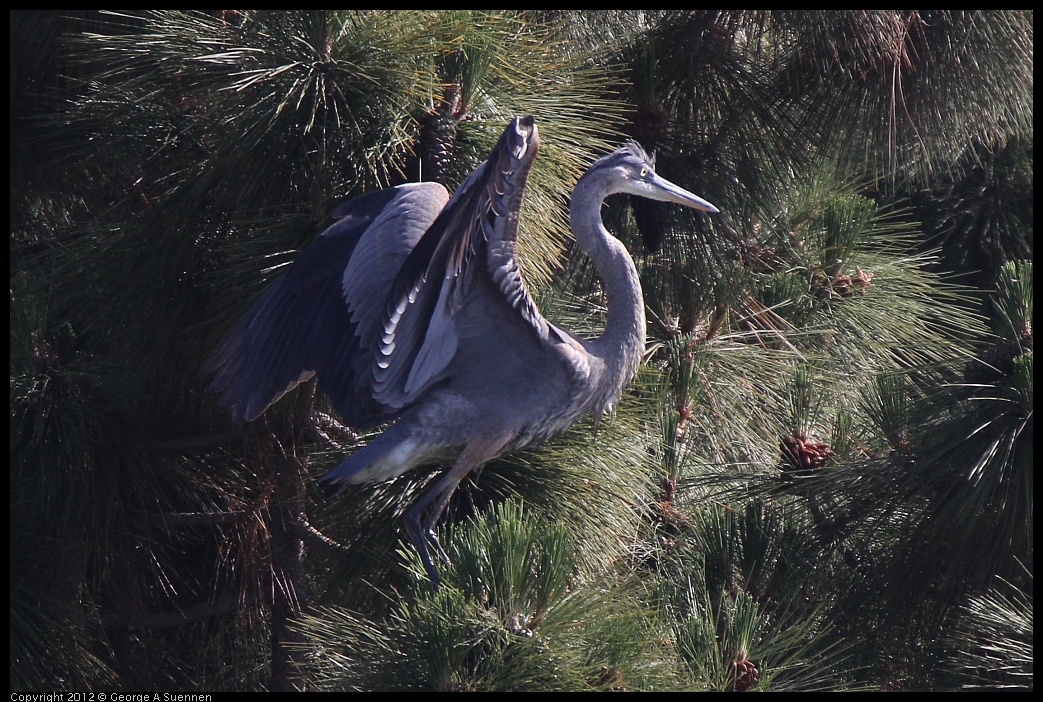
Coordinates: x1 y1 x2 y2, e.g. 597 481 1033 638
99 595 244 630
147 511 252 527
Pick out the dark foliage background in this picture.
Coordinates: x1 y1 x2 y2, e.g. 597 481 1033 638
11 10 1031 691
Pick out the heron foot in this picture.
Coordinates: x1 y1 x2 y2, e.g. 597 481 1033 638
427 529 451 564
404 504 450 588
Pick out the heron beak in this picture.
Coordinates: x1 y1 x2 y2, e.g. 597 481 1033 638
649 173 720 214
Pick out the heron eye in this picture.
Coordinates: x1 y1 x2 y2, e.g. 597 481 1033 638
639 167 649 178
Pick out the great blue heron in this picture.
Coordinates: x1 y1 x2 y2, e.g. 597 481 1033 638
207 116 718 585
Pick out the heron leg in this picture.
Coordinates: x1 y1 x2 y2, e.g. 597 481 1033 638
403 482 454 587
403 433 510 586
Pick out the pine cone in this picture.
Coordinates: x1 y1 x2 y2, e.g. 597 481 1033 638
853 266 874 293
964 334 1033 384
812 268 873 299
780 431 832 477
652 499 685 538
631 196 670 252
32 342 62 374
596 665 627 692
729 654 759 692
833 273 854 298
628 104 670 148
419 83 463 184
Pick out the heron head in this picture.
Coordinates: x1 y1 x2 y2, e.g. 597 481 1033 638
595 142 719 214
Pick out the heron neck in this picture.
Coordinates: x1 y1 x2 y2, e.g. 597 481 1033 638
570 178 646 397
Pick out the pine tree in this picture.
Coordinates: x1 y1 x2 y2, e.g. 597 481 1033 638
11 10 1031 691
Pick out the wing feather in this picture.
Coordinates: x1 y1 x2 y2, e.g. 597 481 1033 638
206 184 446 425
371 116 552 409
208 116 563 428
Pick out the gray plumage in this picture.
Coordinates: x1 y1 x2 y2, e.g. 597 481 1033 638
206 116 719 585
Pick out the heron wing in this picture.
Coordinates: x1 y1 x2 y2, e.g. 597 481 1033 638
371 116 557 410
206 182 449 424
